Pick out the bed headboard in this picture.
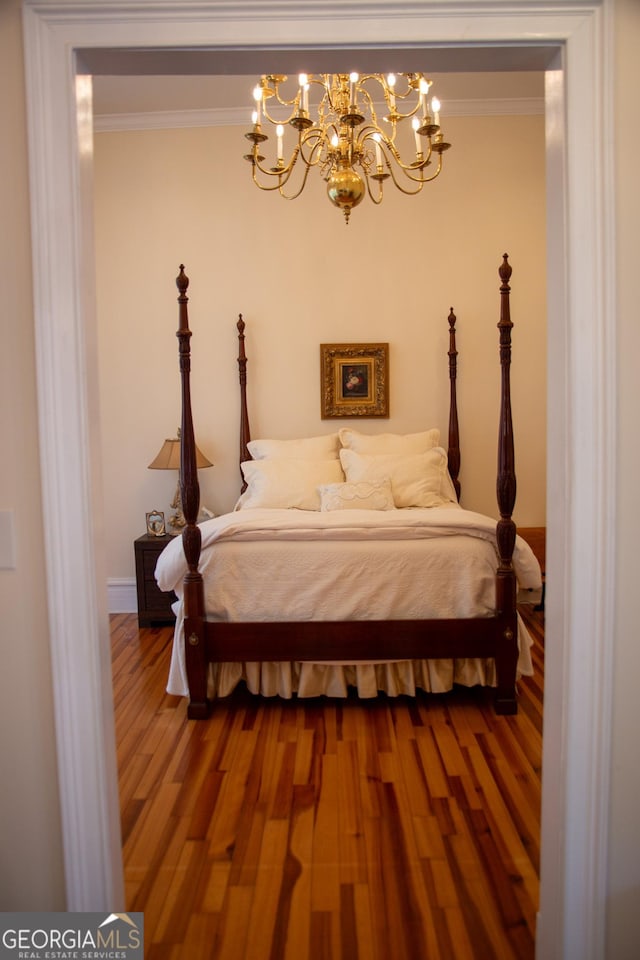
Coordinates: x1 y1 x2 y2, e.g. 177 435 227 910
235 308 463 501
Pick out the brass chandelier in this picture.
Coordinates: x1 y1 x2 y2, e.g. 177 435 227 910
244 72 451 224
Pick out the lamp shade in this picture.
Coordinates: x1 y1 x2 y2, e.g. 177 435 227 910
148 437 213 470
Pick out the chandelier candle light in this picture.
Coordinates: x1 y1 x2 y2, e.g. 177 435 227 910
244 72 451 224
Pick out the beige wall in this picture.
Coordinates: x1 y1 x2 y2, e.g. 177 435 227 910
0 0 65 908
94 112 547 580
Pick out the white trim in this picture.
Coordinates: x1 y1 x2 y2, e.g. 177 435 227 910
537 60 568 957
22 2 615 954
558 4 616 957
107 579 137 614
22 3 125 911
93 96 544 133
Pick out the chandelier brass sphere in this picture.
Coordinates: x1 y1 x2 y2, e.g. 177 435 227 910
326 163 366 218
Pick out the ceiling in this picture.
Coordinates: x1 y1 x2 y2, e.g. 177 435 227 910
92 71 544 123
86 42 551 120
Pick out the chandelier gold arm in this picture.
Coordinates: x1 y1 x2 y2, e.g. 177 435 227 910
249 147 316 201
364 140 444 194
363 173 385 205
297 127 332 168
381 137 433 175
262 101 299 125
275 161 315 201
264 91 299 113
393 153 445 191
248 145 298 187
370 166 426 197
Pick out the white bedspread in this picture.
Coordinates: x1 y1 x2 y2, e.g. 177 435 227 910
156 507 542 699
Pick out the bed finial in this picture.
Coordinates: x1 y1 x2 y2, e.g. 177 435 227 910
176 263 189 295
499 252 512 287
447 307 461 501
176 265 191 347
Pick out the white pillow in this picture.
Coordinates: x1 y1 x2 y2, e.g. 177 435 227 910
338 427 440 455
339 447 449 508
318 478 395 512
236 458 344 511
247 434 339 460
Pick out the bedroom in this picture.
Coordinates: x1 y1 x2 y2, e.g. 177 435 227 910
93 69 546 953
8 1 631 952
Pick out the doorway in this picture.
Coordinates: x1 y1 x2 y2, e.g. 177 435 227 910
22 4 614 958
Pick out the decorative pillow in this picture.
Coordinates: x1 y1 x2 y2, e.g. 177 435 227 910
236 458 344 511
338 427 440 455
318 478 395 512
247 434 340 460
339 447 449 508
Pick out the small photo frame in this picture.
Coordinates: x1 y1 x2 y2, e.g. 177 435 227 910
146 510 166 537
320 343 389 418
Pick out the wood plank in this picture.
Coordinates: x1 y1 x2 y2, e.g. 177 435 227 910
243 819 290 959
336 739 367 885
211 885 254 960
282 785 314 960
310 753 340 912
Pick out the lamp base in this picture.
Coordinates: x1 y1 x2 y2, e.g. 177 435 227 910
169 484 186 529
169 485 215 530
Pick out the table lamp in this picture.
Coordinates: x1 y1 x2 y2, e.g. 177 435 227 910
148 429 213 530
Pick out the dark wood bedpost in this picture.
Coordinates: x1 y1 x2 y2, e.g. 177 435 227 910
176 265 210 718
237 314 251 489
447 308 461 501
494 254 519 714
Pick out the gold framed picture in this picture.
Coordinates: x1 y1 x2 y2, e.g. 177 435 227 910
320 342 389 419
145 509 166 537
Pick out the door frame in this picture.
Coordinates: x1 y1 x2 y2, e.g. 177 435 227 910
22 3 615 957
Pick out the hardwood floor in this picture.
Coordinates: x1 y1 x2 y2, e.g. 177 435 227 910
111 605 544 960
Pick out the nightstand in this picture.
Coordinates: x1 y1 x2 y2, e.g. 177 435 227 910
134 532 178 627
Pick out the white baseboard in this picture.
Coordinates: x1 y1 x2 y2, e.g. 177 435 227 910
107 578 137 613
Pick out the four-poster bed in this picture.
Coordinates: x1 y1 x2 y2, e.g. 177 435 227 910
156 255 541 718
